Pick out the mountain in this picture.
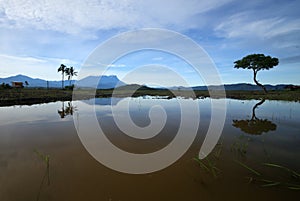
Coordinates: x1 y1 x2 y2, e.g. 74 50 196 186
171 83 289 91
0 74 126 89
196 83 288 91
0 74 61 88
75 75 126 89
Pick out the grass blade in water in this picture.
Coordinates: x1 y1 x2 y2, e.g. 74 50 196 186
263 163 300 178
234 160 261 176
193 157 210 172
261 182 281 187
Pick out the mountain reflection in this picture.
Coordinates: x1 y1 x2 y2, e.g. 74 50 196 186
232 99 277 135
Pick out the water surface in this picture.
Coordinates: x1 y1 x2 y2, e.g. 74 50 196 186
0 97 299 201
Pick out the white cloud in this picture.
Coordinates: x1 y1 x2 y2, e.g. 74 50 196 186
0 0 233 36
98 62 126 68
152 57 163 61
0 54 47 63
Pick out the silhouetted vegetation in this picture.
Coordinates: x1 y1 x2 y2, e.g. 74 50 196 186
0 82 12 89
234 54 279 93
57 64 67 89
65 66 78 86
58 64 78 89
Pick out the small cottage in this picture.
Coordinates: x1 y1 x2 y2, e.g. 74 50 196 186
11 81 24 88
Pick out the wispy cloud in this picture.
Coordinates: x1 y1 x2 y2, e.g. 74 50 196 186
152 57 163 61
0 54 47 63
215 12 300 39
98 62 126 68
0 54 79 80
280 55 300 64
0 0 233 36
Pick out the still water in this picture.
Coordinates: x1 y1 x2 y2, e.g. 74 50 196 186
0 97 299 201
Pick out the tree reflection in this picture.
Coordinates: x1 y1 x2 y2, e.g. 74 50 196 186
232 99 277 135
58 101 76 118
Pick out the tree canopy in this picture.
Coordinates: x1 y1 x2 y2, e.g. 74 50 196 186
234 54 279 93
234 54 279 71
58 64 67 89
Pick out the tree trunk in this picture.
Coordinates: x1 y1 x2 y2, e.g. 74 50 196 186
62 73 64 89
253 70 267 94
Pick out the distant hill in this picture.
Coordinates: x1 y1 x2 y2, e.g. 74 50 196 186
171 83 289 91
0 74 61 88
0 74 126 89
199 83 288 91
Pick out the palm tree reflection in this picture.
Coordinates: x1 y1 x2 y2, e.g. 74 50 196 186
58 101 77 118
232 99 277 135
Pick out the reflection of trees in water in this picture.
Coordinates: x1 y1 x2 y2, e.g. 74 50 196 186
232 99 277 135
58 101 77 118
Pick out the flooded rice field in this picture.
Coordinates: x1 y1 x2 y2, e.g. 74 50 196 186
0 97 299 201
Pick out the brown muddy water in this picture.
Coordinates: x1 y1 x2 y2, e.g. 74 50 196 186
0 97 299 201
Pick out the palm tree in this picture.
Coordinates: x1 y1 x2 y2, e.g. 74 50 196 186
65 66 78 86
57 64 67 89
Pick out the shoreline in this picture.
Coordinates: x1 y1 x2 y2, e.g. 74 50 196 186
0 88 299 107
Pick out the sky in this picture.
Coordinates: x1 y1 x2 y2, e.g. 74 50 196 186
0 0 299 87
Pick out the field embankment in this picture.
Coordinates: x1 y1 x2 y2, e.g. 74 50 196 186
0 88 299 107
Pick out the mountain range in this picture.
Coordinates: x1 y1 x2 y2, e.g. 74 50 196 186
0 74 125 89
0 74 293 90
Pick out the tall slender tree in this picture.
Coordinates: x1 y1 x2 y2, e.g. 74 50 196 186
234 54 279 93
57 64 67 89
65 66 78 86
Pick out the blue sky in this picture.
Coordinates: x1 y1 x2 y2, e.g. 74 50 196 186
0 0 299 86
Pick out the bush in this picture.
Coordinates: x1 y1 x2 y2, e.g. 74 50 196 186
0 83 12 89
64 85 74 90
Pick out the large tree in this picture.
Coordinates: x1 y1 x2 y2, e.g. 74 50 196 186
58 64 67 89
234 54 279 93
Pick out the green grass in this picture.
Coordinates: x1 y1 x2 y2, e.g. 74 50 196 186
34 149 50 201
234 160 261 176
235 160 300 190
194 142 223 179
231 135 251 157
262 163 300 179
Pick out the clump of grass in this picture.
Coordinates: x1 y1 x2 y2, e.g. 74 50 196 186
194 142 223 179
34 149 51 201
231 135 251 157
235 160 300 190
262 163 300 179
34 149 50 168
